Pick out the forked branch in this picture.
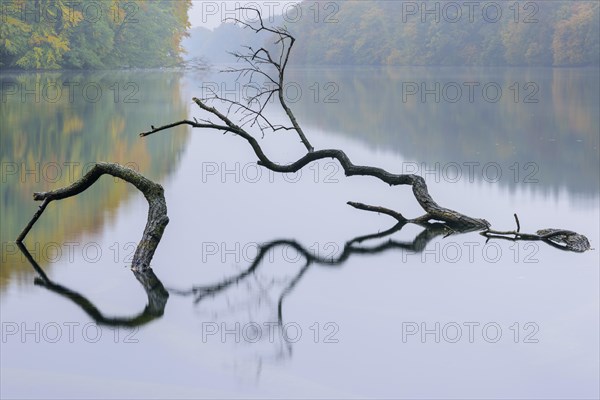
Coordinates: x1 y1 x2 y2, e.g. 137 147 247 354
140 8 589 250
205 7 313 151
142 97 489 229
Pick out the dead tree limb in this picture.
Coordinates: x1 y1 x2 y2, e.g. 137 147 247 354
482 214 592 252
140 8 488 229
17 162 169 271
223 8 313 150
141 99 489 229
140 8 589 248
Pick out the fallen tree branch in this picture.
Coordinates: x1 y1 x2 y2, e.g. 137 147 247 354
481 214 591 252
17 162 169 271
141 109 489 229
140 8 588 249
139 10 488 230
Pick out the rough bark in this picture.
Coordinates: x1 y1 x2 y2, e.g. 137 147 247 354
140 11 588 247
481 214 592 252
141 99 490 230
17 162 169 271
139 9 488 230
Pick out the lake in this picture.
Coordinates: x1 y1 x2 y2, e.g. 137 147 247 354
1 66 598 399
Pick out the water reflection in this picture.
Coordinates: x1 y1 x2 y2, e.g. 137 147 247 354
17 242 168 327
17 218 454 362
21 213 583 364
287 66 599 197
2 65 597 397
0 70 192 286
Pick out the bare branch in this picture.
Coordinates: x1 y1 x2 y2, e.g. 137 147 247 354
141 7 590 249
347 201 408 222
17 162 170 270
219 7 314 152
481 215 591 252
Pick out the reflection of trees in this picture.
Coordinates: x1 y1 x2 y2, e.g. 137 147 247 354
287 66 599 197
0 71 192 284
15 160 170 325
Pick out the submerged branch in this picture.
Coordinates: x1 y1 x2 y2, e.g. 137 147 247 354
482 214 592 252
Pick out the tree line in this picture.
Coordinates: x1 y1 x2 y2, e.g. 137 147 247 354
0 0 191 69
286 1 599 66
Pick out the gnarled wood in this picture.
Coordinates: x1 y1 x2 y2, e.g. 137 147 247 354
140 9 588 250
141 100 490 230
17 162 169 271
482 214 592 252
139 10 488 230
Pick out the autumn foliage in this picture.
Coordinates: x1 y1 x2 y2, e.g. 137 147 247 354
0 0 192 69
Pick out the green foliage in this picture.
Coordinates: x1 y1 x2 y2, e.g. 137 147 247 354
0 0 191 69
552 2 600 66
280 0 599 66
0 70 190 282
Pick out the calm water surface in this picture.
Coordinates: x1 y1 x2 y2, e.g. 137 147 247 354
1 66 598 399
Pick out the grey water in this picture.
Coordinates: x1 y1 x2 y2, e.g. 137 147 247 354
1 66 598 399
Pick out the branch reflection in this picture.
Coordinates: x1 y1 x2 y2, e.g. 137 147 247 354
18 242 168 327
167 221 459 363
21 220 456 331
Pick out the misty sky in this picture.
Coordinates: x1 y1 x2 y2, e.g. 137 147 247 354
189 0 301 29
